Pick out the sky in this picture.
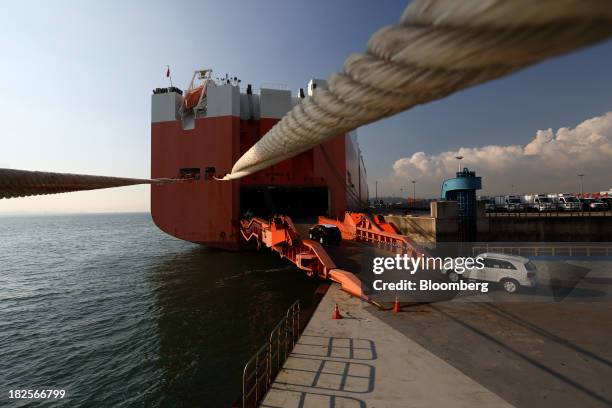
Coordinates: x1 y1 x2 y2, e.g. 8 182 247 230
0 0 611 213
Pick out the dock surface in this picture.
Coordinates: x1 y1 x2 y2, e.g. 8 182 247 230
260 284 512 408
261 262 612 408
262 225 612 407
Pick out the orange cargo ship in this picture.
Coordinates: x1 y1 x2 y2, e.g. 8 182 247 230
151 70 368 250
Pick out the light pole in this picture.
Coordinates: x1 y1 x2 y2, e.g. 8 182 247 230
578 174 585 197
455 155 464 173
401 181 417 208
375 180 378 202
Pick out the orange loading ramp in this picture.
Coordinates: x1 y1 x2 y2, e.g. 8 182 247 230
239 212 424 301
319 212 424 258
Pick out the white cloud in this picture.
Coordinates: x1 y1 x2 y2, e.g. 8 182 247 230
389 112 612 197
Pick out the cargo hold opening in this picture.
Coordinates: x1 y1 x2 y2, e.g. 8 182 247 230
240 186 329 218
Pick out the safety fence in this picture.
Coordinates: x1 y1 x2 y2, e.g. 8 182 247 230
241 300 300 408
486 210 611 217
472 245 612 258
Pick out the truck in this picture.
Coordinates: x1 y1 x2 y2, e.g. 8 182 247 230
548 193 581 211
522 194 555 212
493 195 524 212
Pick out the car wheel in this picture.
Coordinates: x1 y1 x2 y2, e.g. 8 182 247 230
448 271 460 283
502 279 519 294
320 237 324 244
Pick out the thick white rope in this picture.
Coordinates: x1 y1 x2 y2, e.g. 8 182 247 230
221 0 612 180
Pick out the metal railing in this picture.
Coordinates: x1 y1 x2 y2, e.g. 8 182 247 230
242 300 300 408
486 208 611 217
472 245 612 257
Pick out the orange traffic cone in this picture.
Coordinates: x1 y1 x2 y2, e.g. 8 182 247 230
392 296 401 313
332 303 342 319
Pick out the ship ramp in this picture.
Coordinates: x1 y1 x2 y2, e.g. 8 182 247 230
239 212 427 306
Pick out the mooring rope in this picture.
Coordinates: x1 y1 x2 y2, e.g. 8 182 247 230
220 0 612 180
0 168 183 199
3 1 612 198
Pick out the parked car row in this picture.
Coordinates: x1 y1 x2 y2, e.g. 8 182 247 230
481 193 612 212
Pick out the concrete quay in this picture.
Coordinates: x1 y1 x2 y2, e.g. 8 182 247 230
260 258 612 408
260 284 512 408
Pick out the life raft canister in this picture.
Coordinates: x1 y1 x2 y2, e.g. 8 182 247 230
183 83 206 110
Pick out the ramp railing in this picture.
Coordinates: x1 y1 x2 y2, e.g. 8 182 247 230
319 212 426 258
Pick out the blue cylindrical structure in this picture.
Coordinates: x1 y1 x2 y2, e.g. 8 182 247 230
441 168 482 241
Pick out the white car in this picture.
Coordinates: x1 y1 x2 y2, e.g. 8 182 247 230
446 253 538 294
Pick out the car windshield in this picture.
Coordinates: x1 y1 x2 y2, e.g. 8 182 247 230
525 261 537 271
538 197 551 203
508 198 521 204
565 197 579 202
